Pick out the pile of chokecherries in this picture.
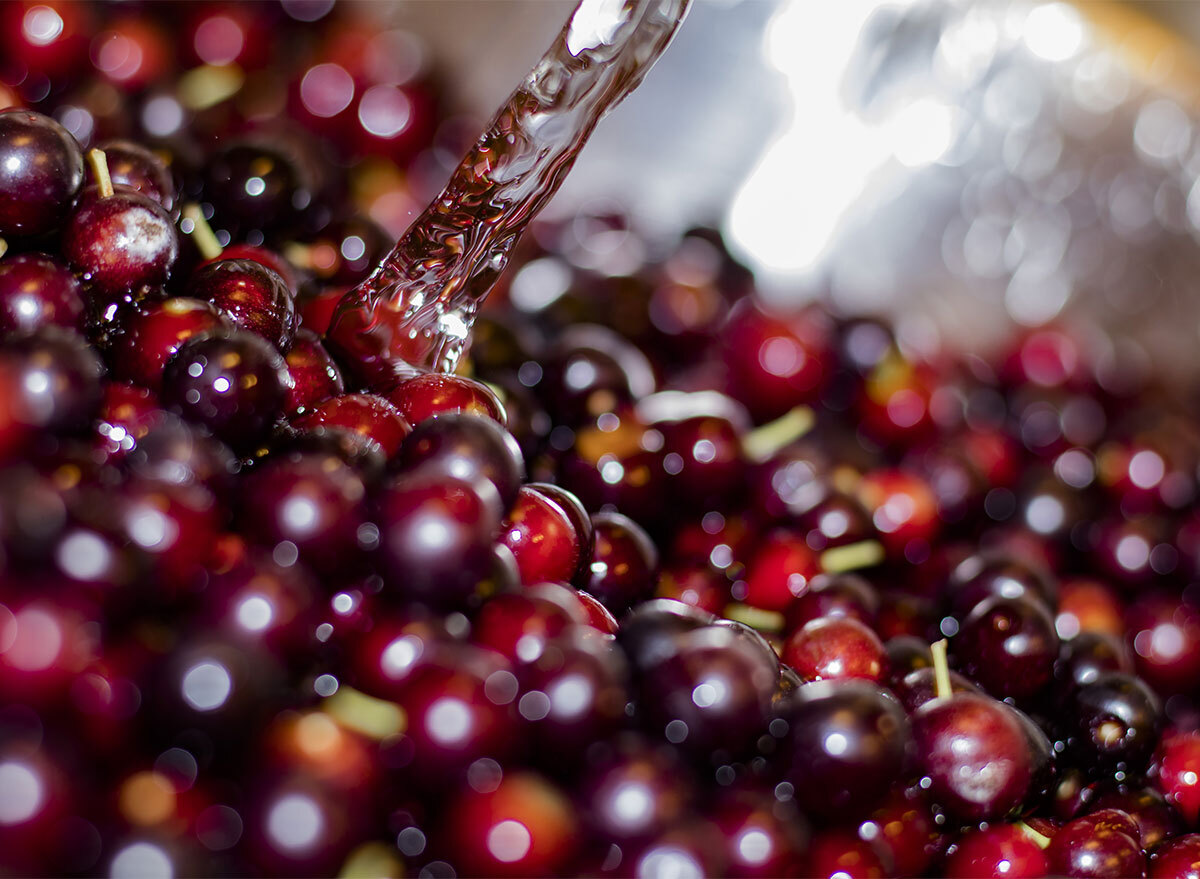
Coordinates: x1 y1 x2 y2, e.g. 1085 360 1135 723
5 6 1200 879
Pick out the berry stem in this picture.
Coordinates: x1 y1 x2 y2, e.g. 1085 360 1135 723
323 685 406 740
724 603 785 634
1015 820 1052 850
931 638 952 700
182 204 223 262
87 148 114 199
819 539 884 574
741 405 815 462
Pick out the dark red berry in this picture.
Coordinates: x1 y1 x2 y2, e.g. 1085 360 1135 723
92 139 174 209
396 413 525 510
373 470 503 608
501 483 587 586
283 328 343 416
63 186 178 297
783 616 887 684
186 258 295 352
108 297 227 391
944 825 1049 879
386 372 505 425
0 109 84 237
160 330 292 449
586 511 658 614
781 679 912 821
912 692 1033 822
0 254 85 334
292 393 411 459
952 594 1059 702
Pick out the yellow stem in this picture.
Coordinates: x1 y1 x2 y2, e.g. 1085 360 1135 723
820 540 885 574
87 149 114 198
182 204 223 261
931 638 953 701
740 406 815 463
1016 820 1052 850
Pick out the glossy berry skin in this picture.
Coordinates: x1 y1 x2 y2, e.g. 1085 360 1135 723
617 599 715 671
744 529 822 613
501 483 587 586
292 392 412 462
1046 809 1145 879
944 553 1058 617
534 326 655 426
856 468 939 557
386 373 505 425
803 828 890 879
203 142 303 234
576 590 620 635
578 735 693 842
861 787 942 878
1070 672 1162 771
0 327 104 434
126 414 239 495
238 449 368 576
656 562 730 614
471 584 586 664
720 298 832 422
636 390 749 508
0 109 84 237
295 283 345 335
1125 596 1200 697
533 482 593 576
786 573 879 630
1057 632 1134 690
515 631 629 770
885 635 933 681
783 616 887 684
390 646 518 782
201 551 318 660
707 791 809 878
891 666 981 713
781 679 913 821
555 408 667 524
108 297 227 391
141 636 286 765
637 624 777 757
944 825 1049 879
439 772 577 878
186 259 296 352
297 216 391 286
912 692 1033 822
1151 834 1200 879
952 595 1059 702
93 139 174 209
373 471 503 608
1093 786 1184 852
283 328 343 415
113 477 222 591
1154 731 1200 826
585 511 658 614
347 612 451 700
160 330 292 449
63 186 179 297
0 254 85 334
395 413 525 510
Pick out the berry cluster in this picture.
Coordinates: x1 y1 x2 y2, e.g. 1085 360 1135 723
2 5 1200 879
